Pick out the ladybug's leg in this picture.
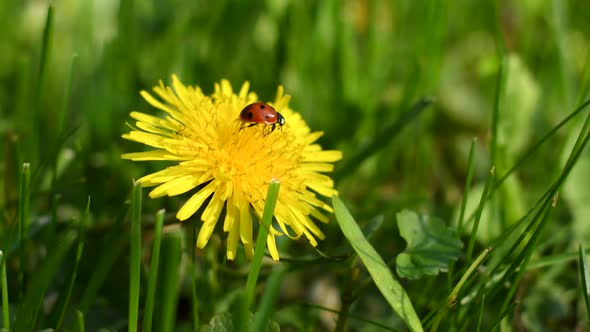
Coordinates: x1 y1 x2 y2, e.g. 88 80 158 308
240 122 258 131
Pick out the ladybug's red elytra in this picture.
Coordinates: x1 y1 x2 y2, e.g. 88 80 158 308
239 102 285 132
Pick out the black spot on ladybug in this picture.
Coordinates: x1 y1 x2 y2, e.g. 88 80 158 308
265 115 271 119
260 104 265 109
247 111 253 119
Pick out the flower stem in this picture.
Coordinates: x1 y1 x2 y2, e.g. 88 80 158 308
244 180 281 310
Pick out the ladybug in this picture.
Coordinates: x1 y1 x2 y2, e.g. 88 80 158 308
239 102 285 132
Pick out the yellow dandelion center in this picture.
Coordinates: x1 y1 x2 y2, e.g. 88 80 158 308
122 76 342 261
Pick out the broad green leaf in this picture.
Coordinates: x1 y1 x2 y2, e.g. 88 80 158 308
396 210 463 280
332 196 423 332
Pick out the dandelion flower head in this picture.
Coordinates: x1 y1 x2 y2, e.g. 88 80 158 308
122 75 342 260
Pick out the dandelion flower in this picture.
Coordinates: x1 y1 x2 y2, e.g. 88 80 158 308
122 75 342 260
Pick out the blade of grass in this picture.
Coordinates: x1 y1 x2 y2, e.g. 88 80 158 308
465 98 590 225
17 162 31 299
466 167 495 262
448 138 477 289
244 180 281 309
429 247 491 331
332 196 423 332
30 4 53 167
13 231 76 331
579 244 590 321
74 310 84 332
465 102 590 323
129 181 142 332
333 97 434 181
457 138 477 235
499 198 556 313
142 209 165 332
528 248 590 270
252 266 287 331
55 196 90 331
154 229 182 332
1 251 9 330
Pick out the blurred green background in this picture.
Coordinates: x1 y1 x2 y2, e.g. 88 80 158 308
1 0 590 331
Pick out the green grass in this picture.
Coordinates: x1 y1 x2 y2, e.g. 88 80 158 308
2 0 590 331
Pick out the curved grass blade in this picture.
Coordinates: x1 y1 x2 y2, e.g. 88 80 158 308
332 196 423 332
466 167 495 262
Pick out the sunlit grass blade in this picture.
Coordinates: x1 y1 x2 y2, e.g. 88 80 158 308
13 231 76 331
17 162 31 299
429 248 491 331
129 181 142 332
154 228 182 332
55 196 90 331
333 97 434 181
1 251 9 330
252 266 287 331
466 167 495 262
332 196 423 332
579 244 590 322
142 209 165 332
244 180 281 309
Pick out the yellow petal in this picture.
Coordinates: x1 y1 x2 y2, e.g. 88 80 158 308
176 181 218 221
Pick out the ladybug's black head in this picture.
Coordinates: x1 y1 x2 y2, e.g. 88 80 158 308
276 112 285 126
